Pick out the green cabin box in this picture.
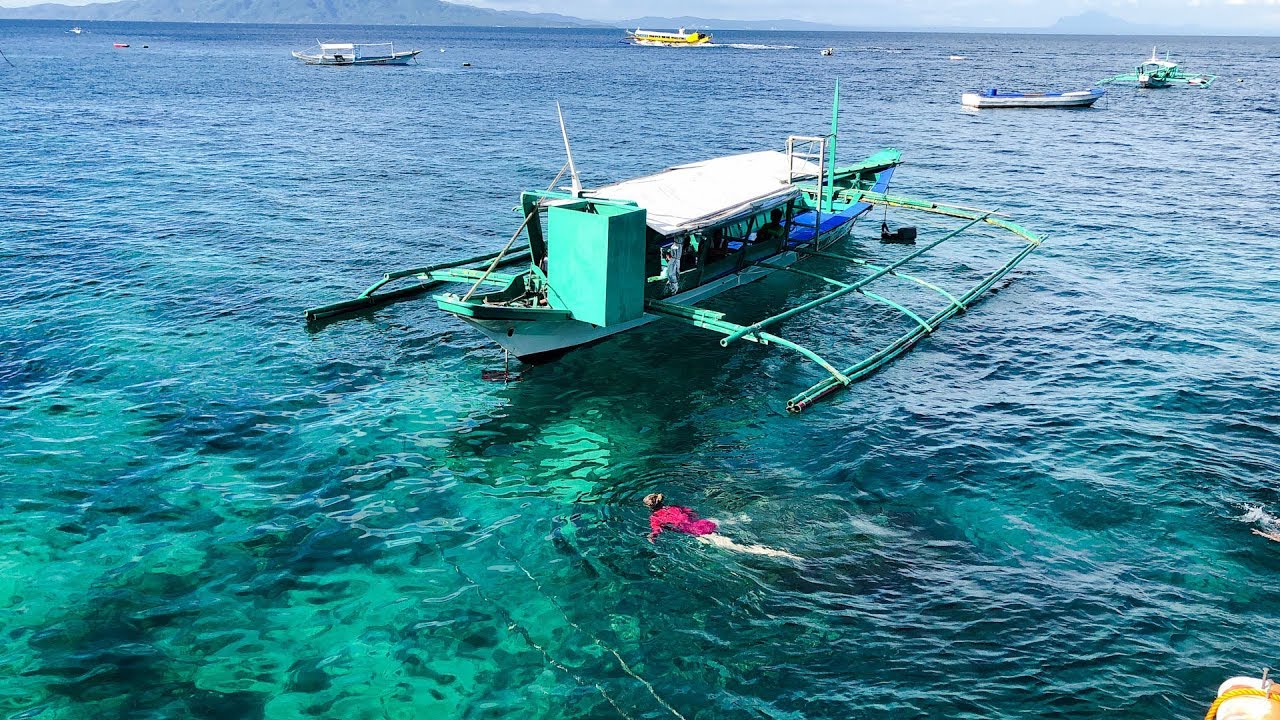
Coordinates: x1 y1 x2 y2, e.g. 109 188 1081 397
546 200 647 327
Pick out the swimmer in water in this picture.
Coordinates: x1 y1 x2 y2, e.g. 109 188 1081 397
643 493 800 561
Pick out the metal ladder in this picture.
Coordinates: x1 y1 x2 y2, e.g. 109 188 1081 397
785 135 828 242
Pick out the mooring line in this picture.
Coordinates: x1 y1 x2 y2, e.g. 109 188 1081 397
495 536 690 720
433 539 635 720
0 47 15 68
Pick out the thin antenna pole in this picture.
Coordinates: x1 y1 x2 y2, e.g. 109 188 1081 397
826 79 839 213
556 102 582 196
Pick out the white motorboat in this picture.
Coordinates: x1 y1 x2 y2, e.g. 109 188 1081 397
961 88 1104 109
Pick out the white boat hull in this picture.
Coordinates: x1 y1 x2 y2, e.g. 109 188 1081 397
464 224 856 360
292 50 421 66
961 90 1102 108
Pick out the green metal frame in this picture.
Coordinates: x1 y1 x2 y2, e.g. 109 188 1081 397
303 249 532 323
644 190 1047 413
1099 70 1217 87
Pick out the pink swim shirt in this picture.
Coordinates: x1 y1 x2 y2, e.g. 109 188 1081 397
650 506 717 539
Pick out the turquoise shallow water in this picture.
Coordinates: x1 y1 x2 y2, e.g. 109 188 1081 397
2 20 1280 719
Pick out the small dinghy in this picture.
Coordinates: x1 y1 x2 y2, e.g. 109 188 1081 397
961 88 1104 109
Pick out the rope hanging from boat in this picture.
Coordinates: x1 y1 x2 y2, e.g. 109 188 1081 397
459 160 570 302
0 47 15 68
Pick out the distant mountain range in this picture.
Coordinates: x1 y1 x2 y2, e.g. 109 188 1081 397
619 16 854 32
1045 10 1207 35
0 1 1266 35
0 0 604 26
1048 11 1143 34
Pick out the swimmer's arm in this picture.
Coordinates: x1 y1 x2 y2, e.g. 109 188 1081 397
1253 528 1280 542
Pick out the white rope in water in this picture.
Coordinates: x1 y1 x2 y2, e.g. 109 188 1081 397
496 537 690 720
434 540 636 720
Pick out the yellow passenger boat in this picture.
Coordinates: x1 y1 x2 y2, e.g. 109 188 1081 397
626 28 713 47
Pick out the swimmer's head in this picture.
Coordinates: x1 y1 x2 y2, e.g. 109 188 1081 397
642 493 664 511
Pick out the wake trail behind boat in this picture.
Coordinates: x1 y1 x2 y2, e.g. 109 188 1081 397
719 43 800 50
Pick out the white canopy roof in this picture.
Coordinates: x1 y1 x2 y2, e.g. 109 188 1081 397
586 150 820 236
320 43 355 51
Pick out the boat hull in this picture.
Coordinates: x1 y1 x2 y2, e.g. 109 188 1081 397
459 224 857 360
630 40 712 47
961 89 1103 108
292 50 421 65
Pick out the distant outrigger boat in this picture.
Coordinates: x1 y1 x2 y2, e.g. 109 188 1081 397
626 28 713 47
292 41 422 66
306 83 1047 412
1100 47 1216 88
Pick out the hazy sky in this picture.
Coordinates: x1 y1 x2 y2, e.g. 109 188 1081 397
471 0 1280 29
2 0 1279 29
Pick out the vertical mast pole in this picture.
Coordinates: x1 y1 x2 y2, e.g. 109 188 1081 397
826 79 839 213
557 102 582 196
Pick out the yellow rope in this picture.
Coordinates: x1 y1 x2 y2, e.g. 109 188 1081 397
1204 687 1280 720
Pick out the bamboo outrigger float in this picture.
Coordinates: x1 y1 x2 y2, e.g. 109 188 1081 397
306 83 1047 413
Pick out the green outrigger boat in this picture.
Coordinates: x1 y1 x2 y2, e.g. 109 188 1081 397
1100 47 1217 88
307 83 1047 412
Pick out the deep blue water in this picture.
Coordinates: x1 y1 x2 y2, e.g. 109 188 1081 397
2 20 1280 719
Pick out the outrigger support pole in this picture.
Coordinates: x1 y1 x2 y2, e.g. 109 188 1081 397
648 189 1045 413
720 211 992 346
839 190 1044 246
303 249 531 323
646 300 851 386
787 238 1041 412
305 162 579 325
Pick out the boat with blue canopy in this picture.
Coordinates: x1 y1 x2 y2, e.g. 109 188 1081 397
306 82 1047 412
962 88 1104 109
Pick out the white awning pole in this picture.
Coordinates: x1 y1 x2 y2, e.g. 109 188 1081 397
556 102 582 196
